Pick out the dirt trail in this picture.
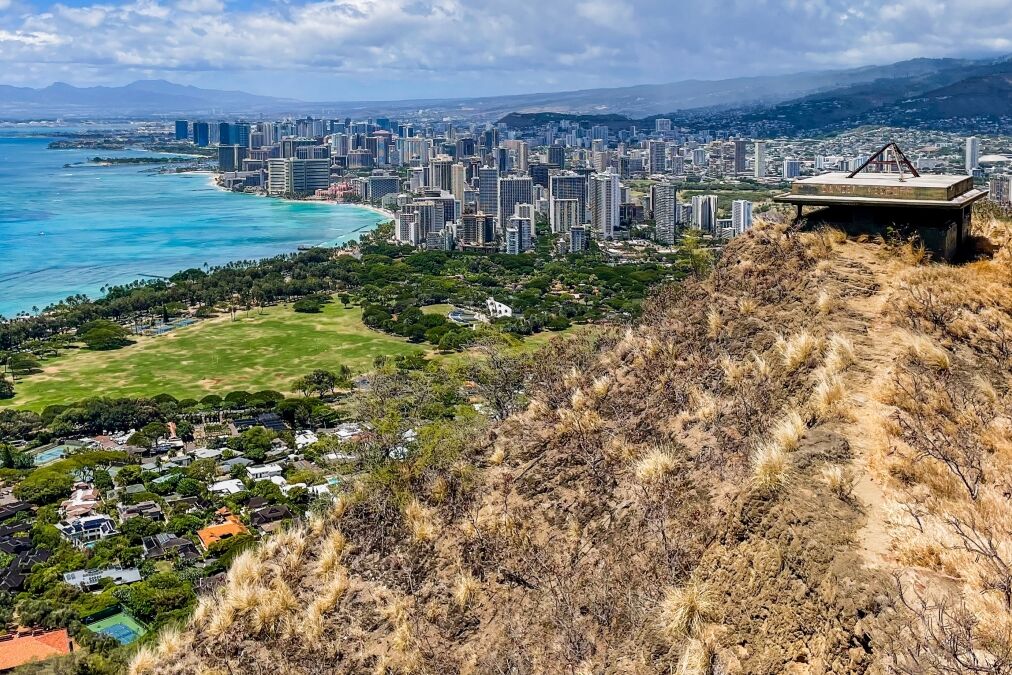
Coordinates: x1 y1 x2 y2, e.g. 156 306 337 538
822 242 907 568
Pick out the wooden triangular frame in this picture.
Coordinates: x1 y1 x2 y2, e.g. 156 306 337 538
846 142 921 179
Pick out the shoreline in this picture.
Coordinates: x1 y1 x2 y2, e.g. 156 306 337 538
204 172 396 222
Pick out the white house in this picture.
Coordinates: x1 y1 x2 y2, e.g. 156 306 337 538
56 515 117 547
209 478 245 495
247 464 284 481
295 431 318 450
485 297 513 318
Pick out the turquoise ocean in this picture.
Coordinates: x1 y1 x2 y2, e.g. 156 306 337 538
0 131 385 317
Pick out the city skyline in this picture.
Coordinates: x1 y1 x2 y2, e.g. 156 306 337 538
1 0 1012 99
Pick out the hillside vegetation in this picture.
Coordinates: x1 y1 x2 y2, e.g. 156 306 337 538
132 216 1012 674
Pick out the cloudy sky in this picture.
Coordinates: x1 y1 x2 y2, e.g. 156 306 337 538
1 0 1011 100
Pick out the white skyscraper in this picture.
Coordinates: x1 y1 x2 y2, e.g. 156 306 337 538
589 169 621 239
732 200 753 234
966 136 980 173
754 141 766 179
691 194 718 232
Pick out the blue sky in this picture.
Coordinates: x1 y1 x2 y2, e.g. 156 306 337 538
1 0 1011 100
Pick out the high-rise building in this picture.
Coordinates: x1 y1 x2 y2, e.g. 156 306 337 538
217 145 247 172
174 120 189 141
550 198 581 234
451 163 467 204
548 144 566 170
783 159 802 179
966 136 980 173
509 214 533 252
691 194 718 232
692 148 706 166
504 226 521 255
732 200 753 234
671 155 685 176
365 175 401 202
549 172 588 224
429 155 453 191
455 137 476 158
754 141 766 179
655 119 673 132
569 225 588 253
266 158 330 197
497 176 533 229
495 147 510 175
733 139 747 174
589 169 620 239
647 141 666 174
192 122 210 147
652 182 678 245
478 166 499 216
990 176 1011 204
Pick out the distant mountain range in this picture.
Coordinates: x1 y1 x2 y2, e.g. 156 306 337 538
1 55 1009 134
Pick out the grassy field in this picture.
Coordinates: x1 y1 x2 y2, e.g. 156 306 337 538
5 304 426 411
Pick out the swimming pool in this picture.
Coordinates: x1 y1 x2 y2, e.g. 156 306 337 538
33 446 68 466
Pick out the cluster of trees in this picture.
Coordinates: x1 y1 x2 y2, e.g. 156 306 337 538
1 222 688 362
0 386 337 445
361 305 474 350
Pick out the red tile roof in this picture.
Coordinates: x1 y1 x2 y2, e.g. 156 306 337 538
0 629 73 671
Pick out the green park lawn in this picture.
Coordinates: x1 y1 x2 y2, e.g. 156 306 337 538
4 303 427 411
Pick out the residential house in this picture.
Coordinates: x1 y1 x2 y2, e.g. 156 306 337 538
59 484 100 520
116 501 164 521
209 479 244 496
141 533 199 561
56 515 116 547
0 628 74 671
249 505 292 533
295 431 318 449
196 509 249 551
233 413 286 433
247 464 283 481
63 567 142 591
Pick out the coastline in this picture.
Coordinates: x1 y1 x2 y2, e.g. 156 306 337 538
205 171 396 222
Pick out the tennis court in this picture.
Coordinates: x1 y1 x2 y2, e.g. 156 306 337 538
87 611 147 645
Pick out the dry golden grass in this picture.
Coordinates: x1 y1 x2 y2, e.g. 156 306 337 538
316 529 347 575
634 448 678 483
777 331 823 371
488 446 506 465
817 290 835 316
822 465 856 501
678 633 717 675
811 372 848 421
658 581 715 641
706 309 723 338
900 332 951 371
751 442 791 493
824 334 856 374
128 645 159 675
453 571 481 609
404 498 437 543
771 410 807 452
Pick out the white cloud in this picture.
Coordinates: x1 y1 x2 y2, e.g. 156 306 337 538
0 0 1011 97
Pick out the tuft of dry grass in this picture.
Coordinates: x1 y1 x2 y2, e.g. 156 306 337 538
812 372 848 420
316 529 347 575
751 442 791 493
822 465 856 501
824 334 856 374
737 297 758 316
901 332 952 371
777 331 823 371
658 580 715 641
719 354 747 387
128 645 159 675
404 498 437 543
634 448 678 483
678 634 717 675
226 549 263 588
707 309 723 338
771 410 807 452
453 571 481 609
488 446 506 465
817 290 835 315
